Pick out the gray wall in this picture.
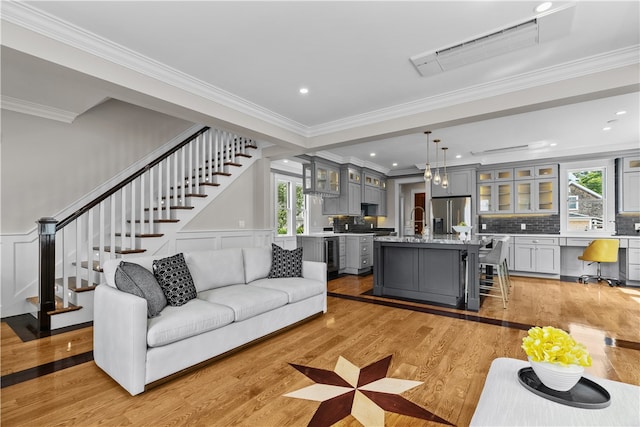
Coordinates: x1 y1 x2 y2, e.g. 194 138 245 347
1 100 193 233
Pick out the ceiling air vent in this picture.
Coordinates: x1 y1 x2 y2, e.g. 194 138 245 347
411 5 574 77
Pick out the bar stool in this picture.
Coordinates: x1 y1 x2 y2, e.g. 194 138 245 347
479 238 509 308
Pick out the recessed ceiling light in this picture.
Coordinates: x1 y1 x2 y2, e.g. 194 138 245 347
616 110 627 115
392 162 398 167
299 87 309 94
370 153 376 157
603 126 612 131
550 143 557 147
535 2 552 13
455 154 462 159
283 159 289 163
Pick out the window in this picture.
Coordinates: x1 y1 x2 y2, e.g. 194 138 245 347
275 175 306 235
568 195 578 211
560 159 614 234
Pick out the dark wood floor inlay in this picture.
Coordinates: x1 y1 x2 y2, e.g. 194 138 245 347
1 351 94 388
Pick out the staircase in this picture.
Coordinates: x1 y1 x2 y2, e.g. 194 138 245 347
29 126 261 331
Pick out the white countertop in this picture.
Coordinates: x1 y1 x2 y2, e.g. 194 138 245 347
477 233 640 240
299 232 375 238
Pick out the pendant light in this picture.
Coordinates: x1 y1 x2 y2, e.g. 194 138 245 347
423 131 432 181
441 147 449 189
432 139 441 185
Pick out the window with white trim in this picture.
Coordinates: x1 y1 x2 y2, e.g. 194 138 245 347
275 175 307 235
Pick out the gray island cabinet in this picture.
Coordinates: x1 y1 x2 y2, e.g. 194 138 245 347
373 237 483 311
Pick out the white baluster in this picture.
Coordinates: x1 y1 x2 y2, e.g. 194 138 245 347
130 181 136 249
148 168 154 235
165 157 171 219
61 228 68 309
192 135 199 194
173 152 178 212
76 217 82 301
121 186 127 250
207 130 213 184
214 129 220 173
110 194 116 259
139 174 145 237
87 207 94 290
99 201 105 272
180 146 186 206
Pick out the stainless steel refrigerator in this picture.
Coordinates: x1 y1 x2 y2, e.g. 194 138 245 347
430 196 472 234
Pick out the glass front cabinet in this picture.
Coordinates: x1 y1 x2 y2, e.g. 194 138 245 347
302 160 340 196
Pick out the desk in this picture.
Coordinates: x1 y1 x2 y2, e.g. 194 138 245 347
470 358 640 426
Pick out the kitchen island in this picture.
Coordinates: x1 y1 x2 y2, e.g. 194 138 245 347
373 236 484 311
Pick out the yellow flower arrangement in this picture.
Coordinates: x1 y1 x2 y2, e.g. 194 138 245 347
522 326 592 367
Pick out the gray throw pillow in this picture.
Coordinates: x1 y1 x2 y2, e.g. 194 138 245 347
268 243 303 278
152 253 197 306
114 261 167 318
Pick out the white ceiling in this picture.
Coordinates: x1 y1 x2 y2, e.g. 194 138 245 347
2 1 640 174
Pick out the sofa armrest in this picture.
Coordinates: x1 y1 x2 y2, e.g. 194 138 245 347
93 284 148 396
302 260 327 284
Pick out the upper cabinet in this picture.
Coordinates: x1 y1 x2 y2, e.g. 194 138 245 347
322 165 362 216
478 164 558 214
620 156 640 213
432 168 473 197
303 159 340 197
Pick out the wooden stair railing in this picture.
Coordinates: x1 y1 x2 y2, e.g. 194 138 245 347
34 127 258 331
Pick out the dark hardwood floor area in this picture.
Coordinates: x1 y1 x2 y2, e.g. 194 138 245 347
2 275 639 426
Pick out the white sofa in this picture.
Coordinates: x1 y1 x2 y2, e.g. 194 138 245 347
94 246 327 396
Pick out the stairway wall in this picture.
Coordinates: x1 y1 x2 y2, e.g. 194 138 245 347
0 99 193 234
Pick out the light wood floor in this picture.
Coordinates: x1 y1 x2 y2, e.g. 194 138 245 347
2 275 639 426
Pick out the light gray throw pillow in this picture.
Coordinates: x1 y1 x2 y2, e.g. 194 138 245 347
115 261 167 318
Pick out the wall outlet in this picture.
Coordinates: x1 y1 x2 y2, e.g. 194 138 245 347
370 223 373 229
239 220 245 228
521 223 527 230
482 224 487 230
635 223 640 232
345 224 349 230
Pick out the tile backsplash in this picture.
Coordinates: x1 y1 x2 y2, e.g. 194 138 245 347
616 214 640 236
479 215 560 234
332 215 377 233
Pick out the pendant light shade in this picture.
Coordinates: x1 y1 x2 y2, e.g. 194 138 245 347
423 130 432 181
441 147 449 189
432 139 441 185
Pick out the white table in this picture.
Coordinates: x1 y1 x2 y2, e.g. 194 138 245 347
470 358 640 426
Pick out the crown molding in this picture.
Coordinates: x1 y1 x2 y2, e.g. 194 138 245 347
306 46 640 137
3 1 638 143
1 1 308 135
1 95 77 123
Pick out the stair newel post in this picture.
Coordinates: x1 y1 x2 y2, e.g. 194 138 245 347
37 217 58 331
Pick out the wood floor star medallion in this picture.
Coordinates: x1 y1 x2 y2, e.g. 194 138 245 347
284 355 453 426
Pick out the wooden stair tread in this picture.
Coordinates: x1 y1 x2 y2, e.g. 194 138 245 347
55 277 97 292
80 261 103 273
236 153 252 158
145 206 194 211
26 296 82 315
116 232 164 238
224 162 242 167
93 246 147 254
128 219 179 224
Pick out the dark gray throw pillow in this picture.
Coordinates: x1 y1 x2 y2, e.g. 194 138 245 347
114 261 167 318
268 243 303 278
152 253 197 306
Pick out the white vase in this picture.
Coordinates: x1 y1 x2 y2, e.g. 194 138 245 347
528 356 584 391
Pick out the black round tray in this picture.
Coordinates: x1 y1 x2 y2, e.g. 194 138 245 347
517 367 611 409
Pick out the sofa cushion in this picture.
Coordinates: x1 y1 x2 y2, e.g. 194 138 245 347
243 246 272 283
114 261 167 318
249 277 325 304
147 299 235 348
153 253 197 306
268 244 303 278
198 285 288 322
185 249 245 292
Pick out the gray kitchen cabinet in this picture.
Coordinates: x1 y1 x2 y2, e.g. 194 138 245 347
432 169 473 197
322 165 362 215
339 235 346 271
303 159 340 197
345 235 373 274
620 156 640 213
513 236 560 274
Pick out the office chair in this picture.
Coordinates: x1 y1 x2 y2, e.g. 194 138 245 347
577 239 621 286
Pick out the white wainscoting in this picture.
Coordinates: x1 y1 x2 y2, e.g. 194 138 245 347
0 228 277 318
